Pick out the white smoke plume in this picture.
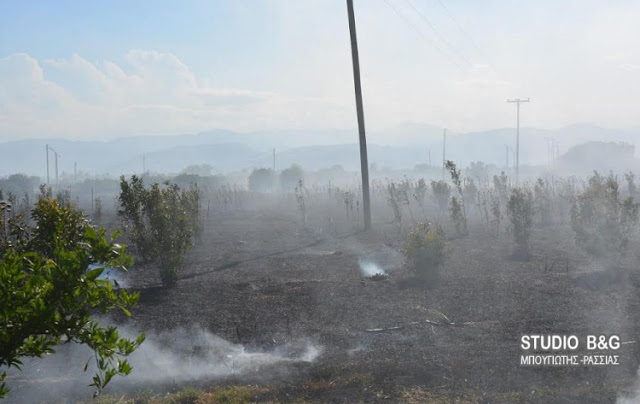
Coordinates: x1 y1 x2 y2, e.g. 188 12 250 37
358 259 387 277
617 367 640 404
3 324 322 403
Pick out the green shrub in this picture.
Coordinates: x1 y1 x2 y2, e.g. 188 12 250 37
571 172 639 266
118 176 201 287
403 222 449 283
0 197 143 399
430 180 451 215
445 160 468 236
248 168 275 193
533 178 552 225
506 188 534 258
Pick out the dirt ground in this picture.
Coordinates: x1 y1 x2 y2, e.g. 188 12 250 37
6 196 640 403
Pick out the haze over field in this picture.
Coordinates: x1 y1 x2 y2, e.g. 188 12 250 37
3 2 640 403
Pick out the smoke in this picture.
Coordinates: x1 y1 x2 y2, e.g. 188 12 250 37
122 326 321 383
357 259 387 277
617 368 640 404
4 324 322 403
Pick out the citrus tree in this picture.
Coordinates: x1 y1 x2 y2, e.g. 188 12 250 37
0 197 144 399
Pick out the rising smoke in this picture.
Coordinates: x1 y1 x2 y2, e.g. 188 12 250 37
4 324 322 403
357 259 387 277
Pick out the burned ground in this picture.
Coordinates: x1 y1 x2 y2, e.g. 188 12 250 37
5 196 640 403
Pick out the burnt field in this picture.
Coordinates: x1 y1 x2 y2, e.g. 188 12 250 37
5 179 640 404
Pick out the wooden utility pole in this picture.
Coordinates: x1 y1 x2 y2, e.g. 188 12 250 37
347 0 371 230
46 144 50 185
48 145 60 188
507 98 530 184
504 144 510 168
442 128 447 180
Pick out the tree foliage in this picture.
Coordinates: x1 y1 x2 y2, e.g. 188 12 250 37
571 172 639 265
0 197 144 399
403 222 449 284
445 160 468 236
506 187 534 259
118 176 201 287
248 168 276 193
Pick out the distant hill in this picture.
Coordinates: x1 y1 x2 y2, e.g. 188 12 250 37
0 123 637 177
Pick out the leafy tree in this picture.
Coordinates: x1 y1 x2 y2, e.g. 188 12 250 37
280 164 304 192
0 198 144 399
403 222 449 284
118 176 200 287
445 160 468 236
506 188 534 259
430 180 451 216
571 172 639 266
180 164 214 177
466 161 489 184
624 172 637 198
493 171 509 204
248 168 276 193
533 178 552 225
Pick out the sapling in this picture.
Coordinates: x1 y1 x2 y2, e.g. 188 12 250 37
506 187 534 259
445 160 468 236
571 172 639 268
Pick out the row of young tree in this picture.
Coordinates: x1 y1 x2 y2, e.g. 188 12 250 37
390 162 639 268
394 164 639 288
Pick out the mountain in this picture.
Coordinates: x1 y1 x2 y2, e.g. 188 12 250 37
0 123 637 178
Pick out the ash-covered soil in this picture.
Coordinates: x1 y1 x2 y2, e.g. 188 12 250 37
6 204 640 403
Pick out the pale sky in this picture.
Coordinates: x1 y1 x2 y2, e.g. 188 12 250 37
0 0 639 141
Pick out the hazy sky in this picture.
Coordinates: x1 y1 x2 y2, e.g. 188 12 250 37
0 0 639 141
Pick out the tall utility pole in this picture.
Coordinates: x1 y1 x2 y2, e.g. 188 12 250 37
273 148 276 172
507 98 530 184
428 148 431 167
347 0 371 231
442 128 447 180
142 154 146 173
504 144 510 168
74 161 77 183
54 150 59 186
46 144 50 185
48 146 60 188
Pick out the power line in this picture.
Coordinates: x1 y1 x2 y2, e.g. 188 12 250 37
434 0 502 77
381 0 465 71
400 0 474 68
434 0 483 57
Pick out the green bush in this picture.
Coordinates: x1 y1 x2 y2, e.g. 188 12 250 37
533 178 552 225
0 197 143 399
403 222 449 283
430 180 451 215
506 188 534 259
118 176 201 287
445 160 468 236
571 172 639 266
248 168 276 193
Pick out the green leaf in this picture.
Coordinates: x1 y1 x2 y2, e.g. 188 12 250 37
86 266 104 281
